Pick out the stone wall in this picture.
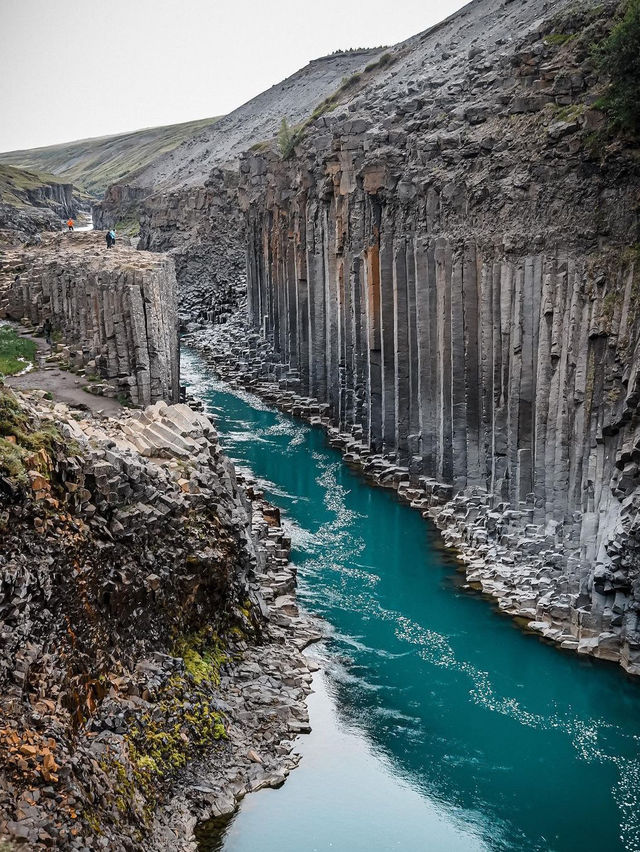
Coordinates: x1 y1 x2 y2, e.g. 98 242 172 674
0 232 180 405
237 0 640 672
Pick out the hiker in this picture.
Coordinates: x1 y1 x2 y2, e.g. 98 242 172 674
109 229 116 247
105 231 113 249
43 318 52 346
67 218 74 231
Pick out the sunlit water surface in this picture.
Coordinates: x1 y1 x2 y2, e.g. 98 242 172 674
182 347 640 852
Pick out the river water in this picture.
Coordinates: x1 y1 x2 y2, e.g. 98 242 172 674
182 347 640 852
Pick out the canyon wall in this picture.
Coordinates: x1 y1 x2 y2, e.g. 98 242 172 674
238 0 640 672
94 172 247 329
0 232 179 405
0 388 311 849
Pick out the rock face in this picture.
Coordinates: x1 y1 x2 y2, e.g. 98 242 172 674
234 0 640 673
0 387 317 850
0 232 180 405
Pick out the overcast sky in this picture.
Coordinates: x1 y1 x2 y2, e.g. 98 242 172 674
0 0 469 153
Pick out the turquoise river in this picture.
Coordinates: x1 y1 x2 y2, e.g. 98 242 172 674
182 348 640 852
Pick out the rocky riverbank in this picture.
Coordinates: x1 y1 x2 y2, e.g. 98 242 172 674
184 307 640 677
0 384 321 850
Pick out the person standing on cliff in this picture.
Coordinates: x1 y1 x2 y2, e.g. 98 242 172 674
109 229 116 247
67 218 74 231
105 231 112 249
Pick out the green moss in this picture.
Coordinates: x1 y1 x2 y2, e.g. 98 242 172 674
545 32 576 45
0 438 29 483
174 628 229 687
0 388 65 483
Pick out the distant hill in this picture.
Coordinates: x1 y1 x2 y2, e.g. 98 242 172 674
0 164 71 207
0 116 221 198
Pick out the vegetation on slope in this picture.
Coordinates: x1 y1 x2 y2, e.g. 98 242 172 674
0 116 221 198
0 164 72 208
276 52 395 159
596 0 640 133
0 387 62 485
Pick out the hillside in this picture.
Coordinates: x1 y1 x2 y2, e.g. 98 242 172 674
100 48 385 195
95 0 640 676
0 116 221 197
0 164 79 236
235 0 640 673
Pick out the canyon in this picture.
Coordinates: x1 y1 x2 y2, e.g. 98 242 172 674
0 165 80 237
98 0 640 674
1 0 640 848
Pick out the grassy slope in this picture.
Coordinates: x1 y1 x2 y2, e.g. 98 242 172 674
0 117 221 198
0 325 37 376
0 164 72 208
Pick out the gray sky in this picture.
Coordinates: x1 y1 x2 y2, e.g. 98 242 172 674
0 0 469 153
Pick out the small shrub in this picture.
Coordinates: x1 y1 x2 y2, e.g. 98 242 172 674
365 51 393 72
277 117 298 160
596 0 640 134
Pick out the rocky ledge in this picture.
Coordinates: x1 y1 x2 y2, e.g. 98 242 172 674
0 232 179 406
0 384 320 850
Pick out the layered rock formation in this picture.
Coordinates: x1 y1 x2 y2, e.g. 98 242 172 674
0 232 179 405
233 0 640 672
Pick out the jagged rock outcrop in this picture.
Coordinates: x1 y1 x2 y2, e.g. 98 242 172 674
0 387 317 850
0 232 179 405
234 0 640 672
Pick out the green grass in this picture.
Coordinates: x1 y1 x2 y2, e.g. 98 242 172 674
115 218 141 237
0 325 37 376
544 32 576 45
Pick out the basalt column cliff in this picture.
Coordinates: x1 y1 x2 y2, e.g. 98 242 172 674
238 0 640 672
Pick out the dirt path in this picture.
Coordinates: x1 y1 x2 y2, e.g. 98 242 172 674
6 331 123 416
